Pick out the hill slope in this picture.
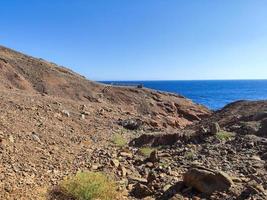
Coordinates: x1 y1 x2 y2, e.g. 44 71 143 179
1 46 266 200
0 45 211 199
0 45 210 129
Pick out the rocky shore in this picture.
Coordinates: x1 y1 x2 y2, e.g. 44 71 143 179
0 46 266 200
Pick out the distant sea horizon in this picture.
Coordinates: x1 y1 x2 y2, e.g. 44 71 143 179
101 80 267 110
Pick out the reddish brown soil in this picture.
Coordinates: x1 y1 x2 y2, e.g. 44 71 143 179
0 45 211 199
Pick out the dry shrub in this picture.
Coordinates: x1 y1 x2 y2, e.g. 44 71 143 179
59 172 120 200
112 133 127 147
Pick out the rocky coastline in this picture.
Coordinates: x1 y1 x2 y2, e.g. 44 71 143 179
0 46 266 200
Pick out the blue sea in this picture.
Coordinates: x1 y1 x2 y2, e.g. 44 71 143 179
102 80 267 110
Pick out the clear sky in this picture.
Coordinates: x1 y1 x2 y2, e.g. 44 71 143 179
1 0 267 81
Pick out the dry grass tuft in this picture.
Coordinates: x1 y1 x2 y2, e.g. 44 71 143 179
138 147 155 157
112 133 127 147
59 172 120 200
216 131 236 140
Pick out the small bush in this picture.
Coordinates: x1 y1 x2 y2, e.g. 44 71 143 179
184 151 195 160
216 131 235 140
138 147 155 157
111 133 127 147
60 172 119 200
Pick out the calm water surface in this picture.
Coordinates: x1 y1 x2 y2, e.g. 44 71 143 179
101 80 267 110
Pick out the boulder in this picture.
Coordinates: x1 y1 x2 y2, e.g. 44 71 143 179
239 182 267 199
183 166 233 194
170 193 184 200
148 150 159 163
238 121 260 135
243 134 267 144
257 118 267 137
131 183 153 198
261 152 267 160
118 118 142 130
253 111 267 121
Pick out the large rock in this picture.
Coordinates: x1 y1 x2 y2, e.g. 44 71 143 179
118 118 142 130
238 121 261 135
148 150 159 163
261 152 267 160
253 111 267 121
183 166 233 194
257 118 267 137
239 182 267 199
131 183 153 198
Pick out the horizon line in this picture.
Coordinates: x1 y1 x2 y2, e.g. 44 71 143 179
97 78 267 82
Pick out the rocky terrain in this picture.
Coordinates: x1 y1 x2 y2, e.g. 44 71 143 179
0 45 266 200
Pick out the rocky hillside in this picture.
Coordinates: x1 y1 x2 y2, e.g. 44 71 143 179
0 45 266 200
0 45 210 130
0 45 211 200
122 100 267 199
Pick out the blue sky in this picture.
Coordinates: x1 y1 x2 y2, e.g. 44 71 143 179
1 0 267 80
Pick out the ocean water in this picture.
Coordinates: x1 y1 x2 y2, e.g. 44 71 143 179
102 80 267 110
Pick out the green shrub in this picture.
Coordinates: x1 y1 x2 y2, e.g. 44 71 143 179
184 151 195 160
60 172 119 200
111 133 127 147
138 147 155 157
216 131 236 140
